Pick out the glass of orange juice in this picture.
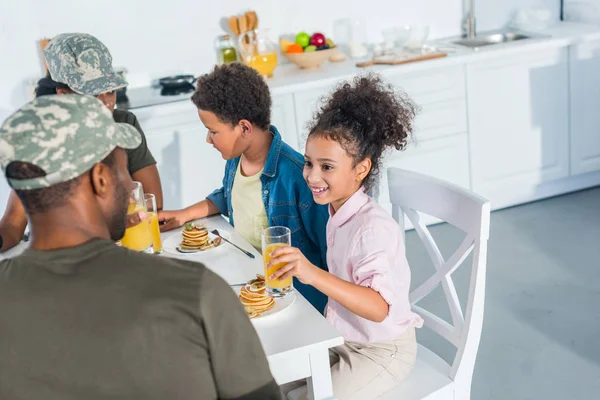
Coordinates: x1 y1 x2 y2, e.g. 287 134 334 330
120 182 153 253
239 29 278 78
246 52 278 78
144 193 162 254
262 226 293 297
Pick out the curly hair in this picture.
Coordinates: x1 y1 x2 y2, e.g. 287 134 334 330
307 74 417 191
191 63 271 130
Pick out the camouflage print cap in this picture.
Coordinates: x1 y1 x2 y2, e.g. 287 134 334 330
0 95 141 190
44 33 127 96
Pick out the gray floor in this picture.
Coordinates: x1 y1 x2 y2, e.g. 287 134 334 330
404 187 600 400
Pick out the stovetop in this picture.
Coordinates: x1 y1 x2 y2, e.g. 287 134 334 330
116 84 195 111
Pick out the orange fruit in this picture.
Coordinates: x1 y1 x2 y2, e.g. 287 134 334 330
287 43 303 53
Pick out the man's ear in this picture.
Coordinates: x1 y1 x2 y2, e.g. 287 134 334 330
56 87 74 95
89 162 113 197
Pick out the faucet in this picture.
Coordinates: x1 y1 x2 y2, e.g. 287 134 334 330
462 0 476 38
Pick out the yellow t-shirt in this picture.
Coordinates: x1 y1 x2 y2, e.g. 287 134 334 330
231 162 269 251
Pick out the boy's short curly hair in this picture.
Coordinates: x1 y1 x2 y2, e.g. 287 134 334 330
308 74 417 191
191 63 272 130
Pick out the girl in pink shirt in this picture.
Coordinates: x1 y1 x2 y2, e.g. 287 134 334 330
270 75 424 399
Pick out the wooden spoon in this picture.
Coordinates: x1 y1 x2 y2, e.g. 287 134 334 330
228 16 240 36
251 11 259 30
245 11 255 31
238 13 248 34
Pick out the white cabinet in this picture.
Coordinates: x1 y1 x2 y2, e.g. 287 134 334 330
271 93 299 151
378 66 471 210
135 103 226 209
466 48 570 208
293 88 328 151
377 134 471 216
387 65 468 143
143 124 226 209
570 40 600 175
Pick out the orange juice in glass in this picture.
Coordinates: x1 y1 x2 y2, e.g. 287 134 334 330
239 29 278 78
262 226 293 297
144 193 162 254
246 52 278 78
120 182 153 253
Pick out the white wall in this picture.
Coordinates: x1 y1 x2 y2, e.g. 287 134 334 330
0 0 560 209
477 0 561 31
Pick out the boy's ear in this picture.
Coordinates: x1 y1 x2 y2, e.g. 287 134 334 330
239 119 252 136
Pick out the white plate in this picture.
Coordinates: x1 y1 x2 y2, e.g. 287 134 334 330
162 227 231 256
233 285 296 321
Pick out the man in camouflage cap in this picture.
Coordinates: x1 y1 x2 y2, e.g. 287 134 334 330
44 33 127 96
0 94 140 239
0 32 162 253
0 96 282 399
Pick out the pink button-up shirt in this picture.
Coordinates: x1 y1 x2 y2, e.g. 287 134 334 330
325 188 424 343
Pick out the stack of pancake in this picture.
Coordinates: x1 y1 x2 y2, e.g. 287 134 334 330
180 223 217 251
239 275 275 319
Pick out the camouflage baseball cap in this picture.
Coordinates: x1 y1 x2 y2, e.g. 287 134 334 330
44 33 127 96
0 95 141 190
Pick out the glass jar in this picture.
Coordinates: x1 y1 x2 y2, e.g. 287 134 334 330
238 29 278 78
215 35 238 65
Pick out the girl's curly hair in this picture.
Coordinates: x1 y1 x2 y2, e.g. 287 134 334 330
307 74 417 191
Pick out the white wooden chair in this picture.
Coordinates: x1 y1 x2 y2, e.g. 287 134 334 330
378 168 491 400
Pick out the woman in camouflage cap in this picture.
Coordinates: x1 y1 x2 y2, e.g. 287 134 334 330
0 33 163 252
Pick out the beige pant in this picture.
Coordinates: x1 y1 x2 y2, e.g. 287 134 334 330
283 327 417 400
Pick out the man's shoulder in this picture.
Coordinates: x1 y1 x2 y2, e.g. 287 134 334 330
113 109 138 125
2 244 208 276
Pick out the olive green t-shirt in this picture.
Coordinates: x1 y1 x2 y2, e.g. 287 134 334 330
113 109 156 175
0 240 282 400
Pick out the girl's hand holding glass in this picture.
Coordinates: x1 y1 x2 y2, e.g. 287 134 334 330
266 246 320 286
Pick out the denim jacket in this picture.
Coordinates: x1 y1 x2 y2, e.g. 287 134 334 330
207 126 329 313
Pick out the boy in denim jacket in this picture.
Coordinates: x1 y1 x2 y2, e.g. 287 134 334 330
159 63 328 313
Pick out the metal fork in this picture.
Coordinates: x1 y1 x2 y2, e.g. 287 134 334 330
210 230 255 259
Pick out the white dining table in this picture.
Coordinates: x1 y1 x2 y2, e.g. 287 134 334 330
0 215 344 400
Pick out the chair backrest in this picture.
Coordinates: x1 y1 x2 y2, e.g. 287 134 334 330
387 167 490 391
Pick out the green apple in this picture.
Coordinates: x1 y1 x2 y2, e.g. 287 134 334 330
326 38 335 48
305 45 317 52
295 32 311 48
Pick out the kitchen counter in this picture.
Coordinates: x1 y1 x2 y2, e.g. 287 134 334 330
267 21 600 96
133 20 600 220
119 22 600 111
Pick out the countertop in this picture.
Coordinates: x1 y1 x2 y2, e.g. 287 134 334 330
118 22 600 111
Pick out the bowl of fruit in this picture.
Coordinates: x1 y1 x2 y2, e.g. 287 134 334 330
281 32 338 70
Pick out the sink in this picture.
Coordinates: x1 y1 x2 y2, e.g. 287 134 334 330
453 32 531 49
